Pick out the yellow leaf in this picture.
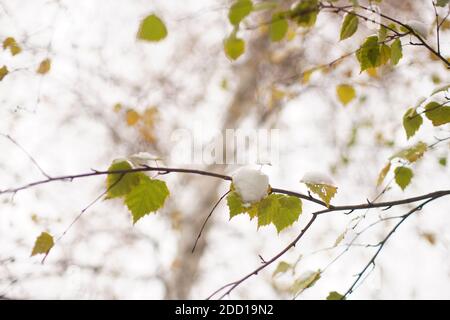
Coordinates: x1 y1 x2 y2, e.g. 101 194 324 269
139 126 156 144
0 65 8 81
126 109 140 126
336 84 356 106
286 28 296 41
37 58 51 74
3 37 22 55
302 68 316 85
421 232 436 245
142 107 158 127
113 103 122 113
376 162 391 187
305 183 337 207
31 232 54 256
366 67 378 78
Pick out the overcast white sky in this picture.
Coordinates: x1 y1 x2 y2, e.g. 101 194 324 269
0 0 449 299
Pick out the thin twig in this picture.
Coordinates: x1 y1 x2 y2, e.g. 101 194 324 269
191 190 230 253
1 134 51 178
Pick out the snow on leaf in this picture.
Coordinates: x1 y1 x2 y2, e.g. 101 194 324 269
31 232 54 256
106 159 143 199
301 172 337 207
128 152 163 167
232 167 269 203
301 171 335 186
125 175 169 224
406 20 428 38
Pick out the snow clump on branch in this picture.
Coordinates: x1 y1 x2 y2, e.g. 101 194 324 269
232 167 269 203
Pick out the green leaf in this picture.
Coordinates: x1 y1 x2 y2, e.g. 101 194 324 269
403 108 423 139
436 0 449 7
340 12 358 40
291 270 321 296
379 44 391 65
0 65 8 81
305 183 337 207
356 35 380 72
390 39 403 65
106 160 143 199
137 14 168 42
336 84 356 106
376 162 391 187
327 291 345 300
390 141 428 163
228 0 253 26
31 232 54 256
227 191 247 218
258 194 303 233
439 157 447 167
394 167 413 190
274 195 303 232
334 231 346 247
269 13 288 42
424 102 450 126
290 0 319 28
224 36 245 60
227 190 302 232
125 175 170 224
378 25 387 42
273 261 292 277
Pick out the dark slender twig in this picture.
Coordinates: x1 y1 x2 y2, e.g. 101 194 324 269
191 190 231 253
1 134 51 178
432 1 441 54
41 174 126 264
314 190 450 215
207 213 319 300
319 2 450 68
342 198 438 298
